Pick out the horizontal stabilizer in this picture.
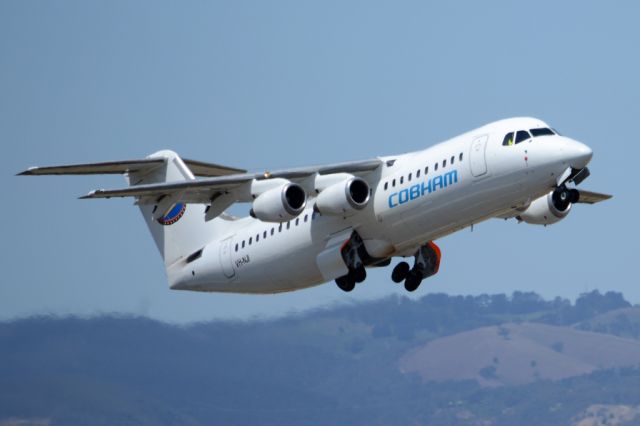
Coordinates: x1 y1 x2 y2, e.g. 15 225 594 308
18 158 245 177
18 159 165 176
576 190 613 204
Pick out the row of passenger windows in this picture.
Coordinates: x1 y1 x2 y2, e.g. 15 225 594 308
382 152 463 191
502 127 556 146
235 211 318 252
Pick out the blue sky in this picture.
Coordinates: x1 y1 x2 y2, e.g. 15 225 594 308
1 1 637 323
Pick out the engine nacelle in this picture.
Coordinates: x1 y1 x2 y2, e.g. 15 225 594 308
250 183 307 222
315 177 370 216
517 190 574 225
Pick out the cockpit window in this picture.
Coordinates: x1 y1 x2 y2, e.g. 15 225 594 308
530 128 555 137
515 130 531 144
502 132 515 146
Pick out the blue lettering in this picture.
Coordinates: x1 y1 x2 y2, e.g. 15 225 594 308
398 189 409 204
432 175 443 191
421 179 432 196
388 192 398 208
443 170 458 187
387 169 460 209
410 184 420 200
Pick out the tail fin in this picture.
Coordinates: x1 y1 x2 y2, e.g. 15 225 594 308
128 150 221 267
19 150 243 270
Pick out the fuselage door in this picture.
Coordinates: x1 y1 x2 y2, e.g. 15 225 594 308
219 236 236 279
470 134 489 177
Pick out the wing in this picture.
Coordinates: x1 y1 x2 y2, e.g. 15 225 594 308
80 158 383 203
18 158 245 177
575 189 612 204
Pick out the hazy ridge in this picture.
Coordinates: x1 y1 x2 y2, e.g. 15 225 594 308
2 291 640 425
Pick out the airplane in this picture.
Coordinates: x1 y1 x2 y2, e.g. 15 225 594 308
19 117 611 293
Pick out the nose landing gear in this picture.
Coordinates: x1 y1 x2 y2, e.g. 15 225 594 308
391 242 441 292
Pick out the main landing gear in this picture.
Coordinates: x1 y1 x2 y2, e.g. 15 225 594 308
333 232 441 293
335 232 367 292
391 242 441 292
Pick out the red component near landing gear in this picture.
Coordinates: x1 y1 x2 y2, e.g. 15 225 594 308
426 241 442 276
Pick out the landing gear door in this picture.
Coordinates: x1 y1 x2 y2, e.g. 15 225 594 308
470 134 489 177
219 236 236 279
316 228 352 281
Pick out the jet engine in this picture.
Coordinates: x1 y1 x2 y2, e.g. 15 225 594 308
315 177 370 215
517 186 579 225
250 183 307 222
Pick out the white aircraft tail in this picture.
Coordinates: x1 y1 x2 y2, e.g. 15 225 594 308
19 150 244 270
128 150 213 268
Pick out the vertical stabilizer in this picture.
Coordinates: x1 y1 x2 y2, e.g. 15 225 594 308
127 150 214 268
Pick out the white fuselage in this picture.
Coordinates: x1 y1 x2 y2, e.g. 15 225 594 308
168 117 592 293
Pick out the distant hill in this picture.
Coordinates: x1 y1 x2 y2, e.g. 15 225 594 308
400 322 640 387
576 307 640 339
1 291 640 425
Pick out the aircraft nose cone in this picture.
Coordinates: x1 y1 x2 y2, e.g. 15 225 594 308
568 140 593 169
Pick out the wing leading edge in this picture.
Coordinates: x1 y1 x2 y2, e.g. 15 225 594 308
80 158 383 203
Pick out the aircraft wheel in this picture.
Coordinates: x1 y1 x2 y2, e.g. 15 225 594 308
404 272 422 292
391 262 410 283
352 266 367 283
335 275 356 292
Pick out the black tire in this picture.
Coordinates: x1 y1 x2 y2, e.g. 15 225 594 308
391 262 410 283
335 276 356 292
404 272 422 292
353 266 367 283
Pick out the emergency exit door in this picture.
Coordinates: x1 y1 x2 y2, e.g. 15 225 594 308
470 135 488 177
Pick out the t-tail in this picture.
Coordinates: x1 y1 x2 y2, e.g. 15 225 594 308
18 150 245 278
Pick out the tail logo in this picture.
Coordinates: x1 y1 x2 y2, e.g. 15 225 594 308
157 203 186 226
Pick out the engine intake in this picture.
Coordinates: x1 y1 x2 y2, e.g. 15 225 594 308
517 187 578 225
315 177 370 215
250 183 306 222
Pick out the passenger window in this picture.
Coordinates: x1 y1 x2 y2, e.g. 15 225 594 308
451 156 455 164
295 218 299 226
384 182 388 190
400 176 404 184
249 237 252 245
443 159 447 168
256 234 259 242
435 163 438 171
392 179 396 187
242 241 245 248
271 228 275 236
408 173 412 181
263 231 267 239
278 224 283 232
502 132 515 146
459 153 463 161
417 169 421 178
515 130 531 144
425 166 428 175
286 222 291 230
235 243 238 252
304 214 308 222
